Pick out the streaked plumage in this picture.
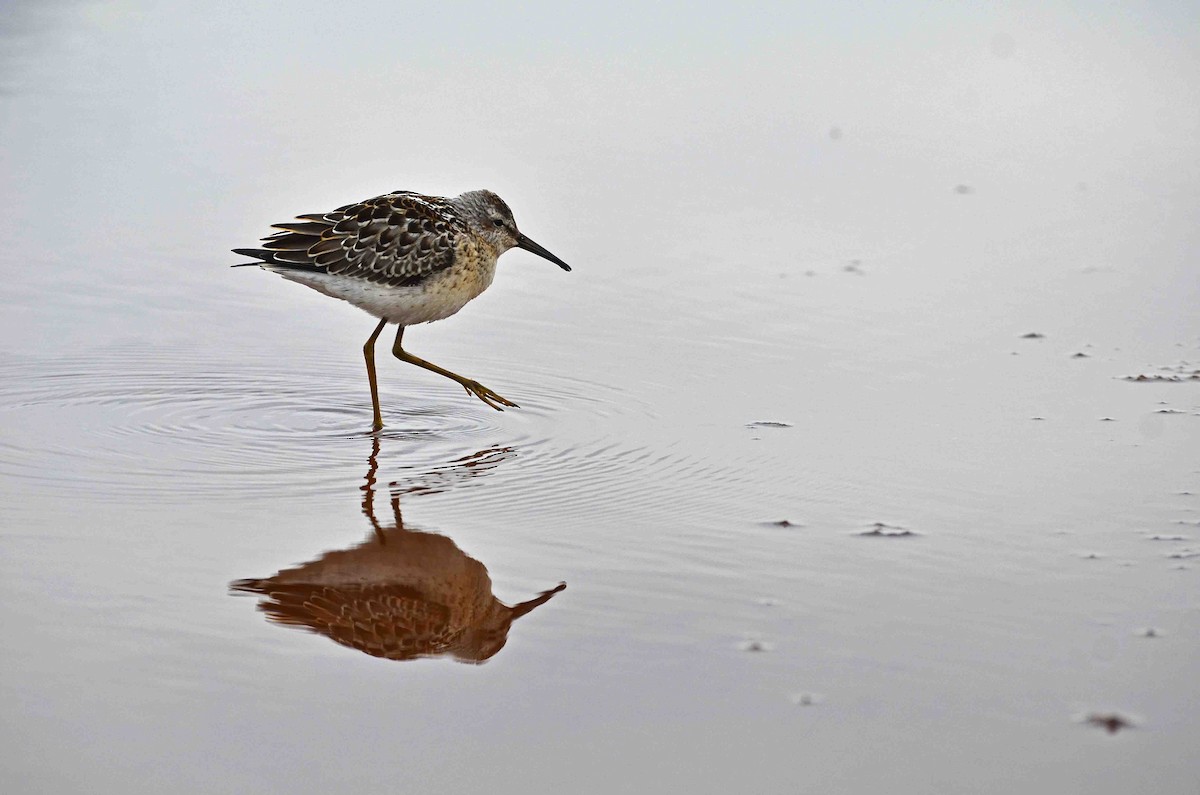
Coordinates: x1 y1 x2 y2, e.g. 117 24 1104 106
233 189 571 428
239 192 464 289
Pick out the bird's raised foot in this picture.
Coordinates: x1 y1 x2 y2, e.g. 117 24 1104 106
460 379 519 411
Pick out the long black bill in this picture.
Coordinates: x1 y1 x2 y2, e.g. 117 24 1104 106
517 234 572 271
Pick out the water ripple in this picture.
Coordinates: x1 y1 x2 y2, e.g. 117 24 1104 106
0 342 653 504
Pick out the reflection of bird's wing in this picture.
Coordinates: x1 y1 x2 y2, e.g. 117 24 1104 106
231 580 461 661
232 192 465 287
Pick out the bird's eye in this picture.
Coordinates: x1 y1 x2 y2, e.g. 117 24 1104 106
492 218 505 228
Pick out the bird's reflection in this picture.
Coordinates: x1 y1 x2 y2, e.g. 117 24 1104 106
231 437 565 663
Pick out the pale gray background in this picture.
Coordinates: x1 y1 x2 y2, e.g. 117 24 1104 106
2 2 1198 793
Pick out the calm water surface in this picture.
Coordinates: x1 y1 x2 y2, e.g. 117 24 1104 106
2 2 1199 793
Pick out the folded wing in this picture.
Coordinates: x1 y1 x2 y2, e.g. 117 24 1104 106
232 192 464 288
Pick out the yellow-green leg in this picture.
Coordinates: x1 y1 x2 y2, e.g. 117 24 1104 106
363 318 388 431
392 325 518 411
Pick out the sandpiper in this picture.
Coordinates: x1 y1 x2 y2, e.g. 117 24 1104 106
233 189 571 430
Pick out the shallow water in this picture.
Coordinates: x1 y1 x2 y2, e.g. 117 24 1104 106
3 2 1200 793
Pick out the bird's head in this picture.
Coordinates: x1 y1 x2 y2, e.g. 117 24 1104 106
454 189 571 271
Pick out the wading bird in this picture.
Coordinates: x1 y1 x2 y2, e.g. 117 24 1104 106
234 189 571 430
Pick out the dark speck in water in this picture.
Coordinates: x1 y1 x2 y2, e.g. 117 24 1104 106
1020 332 1045 339
765 519 801 528
954 184 973 194
1137 628 1161 638
1071 352 1090 359
747 421 793 429
1100 417 1116 422
1031 417 1046 421
1083 712 1137 735
740 640 774 653
859 522 917 537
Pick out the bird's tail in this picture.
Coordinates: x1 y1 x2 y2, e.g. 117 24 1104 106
230 247 276 268
231 247 324 272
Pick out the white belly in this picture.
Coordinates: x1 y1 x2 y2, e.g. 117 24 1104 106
270 264 496 326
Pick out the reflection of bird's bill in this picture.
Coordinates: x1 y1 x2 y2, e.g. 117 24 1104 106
511 582 567 619
517 234 571 271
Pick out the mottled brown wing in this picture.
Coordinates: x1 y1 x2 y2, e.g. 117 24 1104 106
232 580 461 661
235 192 464 287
